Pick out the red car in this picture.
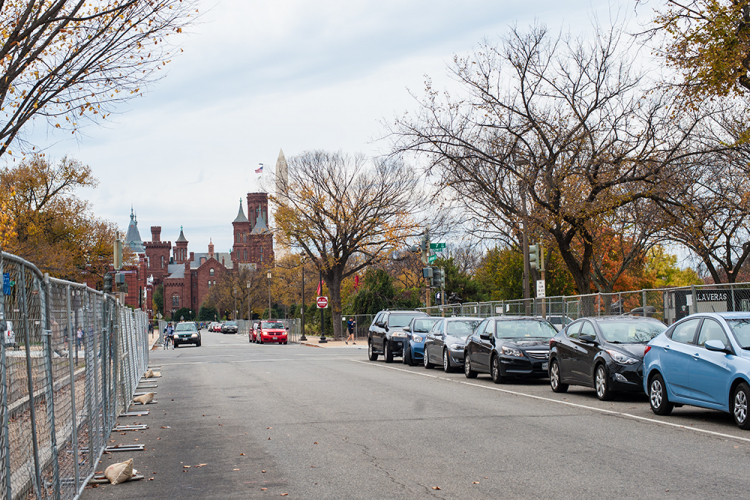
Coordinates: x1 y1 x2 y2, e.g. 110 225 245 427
256 321 288 344
249 322 260 343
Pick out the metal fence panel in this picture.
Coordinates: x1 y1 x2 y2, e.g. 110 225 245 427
0 252 149 500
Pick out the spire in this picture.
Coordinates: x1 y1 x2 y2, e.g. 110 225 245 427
233 198 249 223
251 209 269 234
176 225 188 243
275 148 288 196
125 206 144 253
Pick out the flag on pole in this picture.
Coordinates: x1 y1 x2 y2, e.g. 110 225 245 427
354 275 360 291
255 164 263 174
316 280 322 296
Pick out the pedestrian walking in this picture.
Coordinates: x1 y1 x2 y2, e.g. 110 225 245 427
164 322 174 349
346 318 356 345
76 326 83 351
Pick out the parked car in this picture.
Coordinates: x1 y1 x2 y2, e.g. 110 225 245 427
423 317 482 372
402 317 441 366
222 321 238 334
212 322 223 332
464 316 557 383
2 321 15 349
173 321 201 347
367 310 429 363
256 321 288 344
549 316 666 400
643 312 750 429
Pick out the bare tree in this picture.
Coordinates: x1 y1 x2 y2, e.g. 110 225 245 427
392 22 707 294
0 0 197 158
273 151 422 339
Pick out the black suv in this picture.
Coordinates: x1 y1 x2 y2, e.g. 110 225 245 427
368 310 428 363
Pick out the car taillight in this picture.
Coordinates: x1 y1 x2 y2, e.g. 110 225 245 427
644 345 651 355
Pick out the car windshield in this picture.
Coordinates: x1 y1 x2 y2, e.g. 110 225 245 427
727 319 750 349
225 321 237 326
412 319 440 333
597 320 665 344
445 320 481 339
262 322 285 329
495 320 557 339
175 323 197 332
389 315 420 328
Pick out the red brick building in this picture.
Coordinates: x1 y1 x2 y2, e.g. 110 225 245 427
125 192 274 319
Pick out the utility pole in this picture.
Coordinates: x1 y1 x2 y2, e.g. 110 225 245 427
521 187 530 315
319 269 326 343
300 258 307 341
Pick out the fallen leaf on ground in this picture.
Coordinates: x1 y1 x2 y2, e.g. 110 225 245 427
262 470 266 473
233 469 240 471
267 427 272 429
195 464 207 468
432 486 441 490
261 488 267 491
313 442 318 445
161 426 170 429
240 453 245 456
473 481 479 484
267 437 271 440
148 478 154 481
281 494 288 497
183 465 190 468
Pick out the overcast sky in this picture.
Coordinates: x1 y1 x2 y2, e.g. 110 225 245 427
25 0 643 254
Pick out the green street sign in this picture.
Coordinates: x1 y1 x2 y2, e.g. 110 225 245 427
428 254 437 263
430 243 446 250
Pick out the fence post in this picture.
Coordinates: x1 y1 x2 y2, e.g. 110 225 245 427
66 284 80 494
41 274 61 500
19 266 43 498
0 254 10 500
101 296 109 434
691 285 697 314
731 284 735 312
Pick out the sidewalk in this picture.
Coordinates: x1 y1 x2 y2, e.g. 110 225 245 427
299 338 365 348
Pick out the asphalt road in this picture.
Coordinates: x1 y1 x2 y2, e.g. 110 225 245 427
83 329 750 499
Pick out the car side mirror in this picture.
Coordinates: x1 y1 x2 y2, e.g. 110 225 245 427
404 326 411 332
705 339 728 353
580 334 597 344
479 333 491 341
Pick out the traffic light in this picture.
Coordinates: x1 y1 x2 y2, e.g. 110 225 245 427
432 267 444 288
529 244 540 270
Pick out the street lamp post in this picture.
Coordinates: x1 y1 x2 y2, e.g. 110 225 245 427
246 281 251 325
299 259 307 341
319 269 327 343
267 271 272 320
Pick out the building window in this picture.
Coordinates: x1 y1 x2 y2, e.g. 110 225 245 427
243 250 247 261
260 247 263 262
161 256 165 269
172 294 179 307
243 233 246 243
236 232 240 242
201 257 205 265
210 268 215 276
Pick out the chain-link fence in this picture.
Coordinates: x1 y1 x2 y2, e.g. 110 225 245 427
418 282 750 326
0 252 149 500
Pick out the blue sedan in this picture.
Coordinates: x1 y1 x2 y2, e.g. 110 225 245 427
402 317 440 366
643 312 750 429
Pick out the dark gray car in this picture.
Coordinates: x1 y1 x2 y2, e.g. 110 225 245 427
423 317 482 372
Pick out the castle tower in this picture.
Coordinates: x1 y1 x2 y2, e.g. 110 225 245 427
174 226 189 264
143 226 171 285
124 207 145 254
232 199 252 265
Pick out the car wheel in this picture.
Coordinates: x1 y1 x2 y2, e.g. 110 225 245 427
732 382 750 429
174 343 179 349
283 342 287 345
403 343 414 366
368 341 379 361
196 341 201 347
464 353 478 379
443 349 452 373
384 340 393 363
490 355 506 384
648 373 673 416
550 359 568 393
424 346 434 369
595 364 613 401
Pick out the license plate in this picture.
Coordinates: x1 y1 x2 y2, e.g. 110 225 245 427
273 337 277 340
542 362 548 370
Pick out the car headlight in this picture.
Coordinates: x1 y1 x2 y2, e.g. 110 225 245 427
391 332 407 338
606 350 638 365
191 333 198 338
501 346 523 357
449 343 464 350
412 335 423 343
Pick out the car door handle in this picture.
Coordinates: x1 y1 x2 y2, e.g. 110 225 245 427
693 353 700 359
663 345 671 351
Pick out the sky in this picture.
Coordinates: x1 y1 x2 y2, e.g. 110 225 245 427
22 0 644 255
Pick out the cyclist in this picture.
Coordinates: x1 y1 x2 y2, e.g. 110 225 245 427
164 322 174 350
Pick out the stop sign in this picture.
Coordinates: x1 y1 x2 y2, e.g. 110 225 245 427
316 296 328 309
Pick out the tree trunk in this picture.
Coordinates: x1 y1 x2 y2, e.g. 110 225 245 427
325 270 344 340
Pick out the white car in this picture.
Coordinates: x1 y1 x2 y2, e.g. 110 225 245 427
3 321 15 348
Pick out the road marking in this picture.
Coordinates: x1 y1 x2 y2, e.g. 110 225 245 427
353 360 750 444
